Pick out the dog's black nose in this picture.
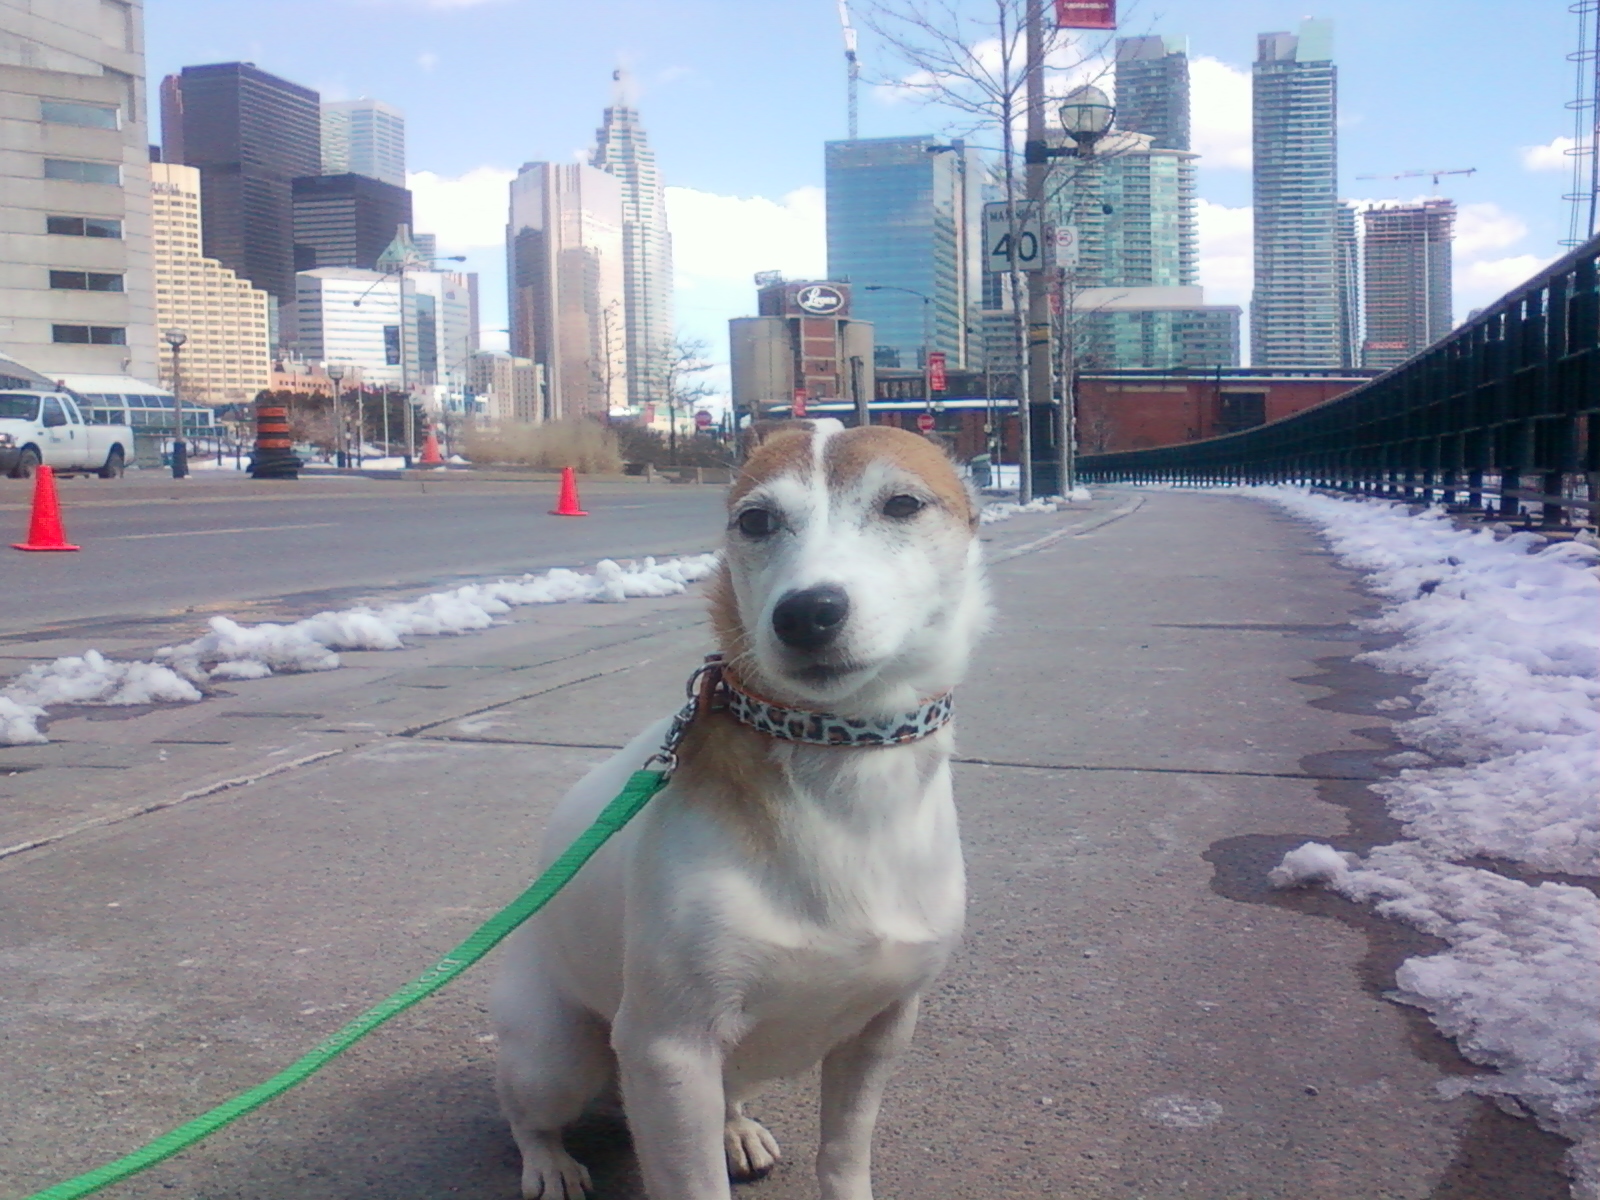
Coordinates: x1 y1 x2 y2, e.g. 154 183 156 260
772 585 850 651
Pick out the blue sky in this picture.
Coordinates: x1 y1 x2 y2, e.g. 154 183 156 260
147 0 1588 382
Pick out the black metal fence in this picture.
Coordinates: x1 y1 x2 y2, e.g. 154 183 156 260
1078 234 1600 526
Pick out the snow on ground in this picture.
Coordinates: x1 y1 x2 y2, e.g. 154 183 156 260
979 488 1092 524
1255 487 1600 1196
0 554 719 747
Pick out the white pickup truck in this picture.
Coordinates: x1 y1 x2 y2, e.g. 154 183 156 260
0 389 132 479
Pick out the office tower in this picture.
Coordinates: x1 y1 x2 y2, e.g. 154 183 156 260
591 73 673 407
150 162 271 403
161 62 320 309
1362 199 1455 370
826 135 982 369
413 232 437 268
1114 36 1190 150
1251 20 1340 366
294 267 418 386
410 268 474 392
291 173 412 271
320 98 405 187
506 161 627 421
471 351 542 424
1 0 155 380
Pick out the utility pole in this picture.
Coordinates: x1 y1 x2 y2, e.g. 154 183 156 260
1024 0 1055 497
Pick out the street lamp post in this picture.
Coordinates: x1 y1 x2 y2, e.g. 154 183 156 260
863 283 935 426
1023 80 1116 496
162 328 188 478
326 362 346 467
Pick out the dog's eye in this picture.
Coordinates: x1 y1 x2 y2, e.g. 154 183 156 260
736 507 777 538
883 494 924 519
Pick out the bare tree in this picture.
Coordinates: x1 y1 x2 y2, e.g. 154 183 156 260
590 300 625 416
861 0 1118 498
661 334 717 464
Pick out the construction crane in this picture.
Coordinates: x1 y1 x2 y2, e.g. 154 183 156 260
838 0 860 139
1355 167 1478 190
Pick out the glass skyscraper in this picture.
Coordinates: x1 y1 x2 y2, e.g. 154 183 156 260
321 98 406 189
825 136 980 369
591 75 674 408
1251 20 1340 367
1114 36 1190 151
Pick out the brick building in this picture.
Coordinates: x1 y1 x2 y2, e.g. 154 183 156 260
1076 367 1377 454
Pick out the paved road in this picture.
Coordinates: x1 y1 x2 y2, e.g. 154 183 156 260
0 471 726 636
0 490 1571 1199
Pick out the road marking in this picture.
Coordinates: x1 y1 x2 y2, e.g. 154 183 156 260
112 522 338 540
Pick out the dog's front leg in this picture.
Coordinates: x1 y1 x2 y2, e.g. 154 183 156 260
614 1019 732 1200
815 995 920 1200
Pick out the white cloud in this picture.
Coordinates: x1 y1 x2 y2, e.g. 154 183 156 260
1197 199 1252 306
407 166 515 250
1190 56 1251 170
1453 201 1529 256
1521 135 1577 171
416 51 439 72
664 186 826 287
1459 254 1551 294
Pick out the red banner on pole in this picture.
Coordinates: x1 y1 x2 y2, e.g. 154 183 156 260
1054 0 1115 29
927 351 947 392
793 389 808 418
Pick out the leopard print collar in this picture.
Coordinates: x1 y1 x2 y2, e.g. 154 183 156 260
668 655 953 749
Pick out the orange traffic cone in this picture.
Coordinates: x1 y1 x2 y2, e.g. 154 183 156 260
12 465 80 552
550 466 589 517
419 431 444 466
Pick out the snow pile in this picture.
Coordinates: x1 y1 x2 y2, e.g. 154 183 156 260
0 554 720 746
4 650 203 709
1255 488 1600 1195
0 695 48 746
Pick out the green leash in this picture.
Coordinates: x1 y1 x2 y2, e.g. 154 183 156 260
24 767 670 1200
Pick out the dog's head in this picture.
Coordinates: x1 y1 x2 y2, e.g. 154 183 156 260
711 420 990 714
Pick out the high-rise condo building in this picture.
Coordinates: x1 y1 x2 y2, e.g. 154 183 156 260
160 62 320 311
320 98 405 188
590 73 673 408
506 161 627 421
1047 130 1237 370
1 0 156 380
1114 36 1190 150
291 173 412 272
825 136 982 369
1362 199 1455 370
1251 20 1340 367
150 162 270 404
1336 200 1361 367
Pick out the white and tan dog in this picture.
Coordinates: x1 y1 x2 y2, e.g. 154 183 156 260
490 420 989 1199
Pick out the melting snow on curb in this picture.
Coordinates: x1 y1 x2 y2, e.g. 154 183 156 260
979 488 1092 524
1254 487 1599 1197
0 554 720 748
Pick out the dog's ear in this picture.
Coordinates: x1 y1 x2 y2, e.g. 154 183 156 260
744 418 813 451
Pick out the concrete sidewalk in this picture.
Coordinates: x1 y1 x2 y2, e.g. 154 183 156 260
0 490 1571 1199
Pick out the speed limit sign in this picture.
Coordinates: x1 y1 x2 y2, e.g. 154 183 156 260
984 202 1043 272
916 411 936 434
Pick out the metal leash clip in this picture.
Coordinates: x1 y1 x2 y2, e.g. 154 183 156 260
643 654 726 777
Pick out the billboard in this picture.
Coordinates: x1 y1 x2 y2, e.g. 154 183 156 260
1054 0 1115 29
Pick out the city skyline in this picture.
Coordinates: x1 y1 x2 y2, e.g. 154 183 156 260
19 1 1583 393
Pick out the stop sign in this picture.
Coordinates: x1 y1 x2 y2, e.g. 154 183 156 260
694 410 713 429
916 411 936 434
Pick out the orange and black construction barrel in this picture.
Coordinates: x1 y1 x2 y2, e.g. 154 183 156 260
248 401 302 480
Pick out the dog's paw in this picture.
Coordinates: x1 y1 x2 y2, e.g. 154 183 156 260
725 1115 781 1182
520 1142 592 1199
